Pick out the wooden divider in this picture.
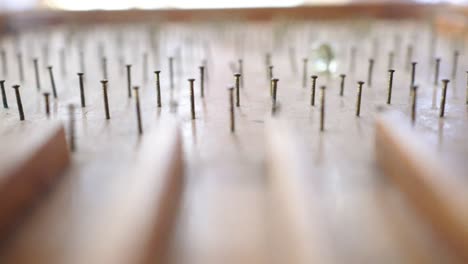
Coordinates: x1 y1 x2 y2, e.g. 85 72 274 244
375 113 468 261
0 122 70 239
0 2 446 33
265 119 333 264
66 119 184 264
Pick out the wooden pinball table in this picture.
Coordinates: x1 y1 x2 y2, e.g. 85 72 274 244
0 2 467 263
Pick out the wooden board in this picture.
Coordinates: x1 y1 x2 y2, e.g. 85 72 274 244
376 112 468 261
0 5 466 263
265 119 334 264
66 119 183 264
0 3 445 33
0 121 69 240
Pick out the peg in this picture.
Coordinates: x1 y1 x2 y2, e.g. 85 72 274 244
47 66 58 99
33 58 41 91
43 92 50 118
169 57 174 89
68 104 76 152
311 75 318 106
189 79 195 120
78 73 86 107
387 69 395 104
266 52 271 66
320 86 326 131
265 53 271 80
367 58 374 87
440 79 449 117
268 65 274 82
434 58 440 86
339 74 346 96
234 73 241 107
428 26 437 67
17 53 24 82
134 86 143 135
356 81 364 116
126 64 132 98
228 86 235 132
451 50 459 82
410 62 417 92
12 85 24 121
201 59 209 82
302 58 308 88
411 85 418 125
101 80 110 119
200 66 205 98
0 80 8 108
238 59 244 88
155 71 162 107
272 78 279 109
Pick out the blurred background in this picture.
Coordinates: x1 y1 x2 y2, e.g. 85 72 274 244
0 0 466 12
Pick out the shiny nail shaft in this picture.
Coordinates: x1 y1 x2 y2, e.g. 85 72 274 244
339 74 346 96
155 71 162 107
235 73 241 107
320 86 326 131
440 79 449 117
101 80 110 119
48 66 58 99
12 85 24 120
78 73 85 107
33 58 41 91
134 86 143 135
356 81 364 116
189 79 195 119
126 64 132 98
0 80 8 108
311 75 317 106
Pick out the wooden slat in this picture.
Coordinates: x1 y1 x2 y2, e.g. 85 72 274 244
0 2 444 32
375 112 468 261
65 119 183 264
435 13 467 36
265 119 333 264
0 122 70 239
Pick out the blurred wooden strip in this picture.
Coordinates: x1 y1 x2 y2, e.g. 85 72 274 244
435 13 467 36
265 119 333 264
0 122 70 239
69 119 183 264
375 113 468 261
0 3 443 32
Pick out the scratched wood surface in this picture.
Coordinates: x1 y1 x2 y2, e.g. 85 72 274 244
0 8 467 264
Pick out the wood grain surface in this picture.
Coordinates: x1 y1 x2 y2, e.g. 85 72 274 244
0 6 466 264
0 122 69 240
376 113 468 261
